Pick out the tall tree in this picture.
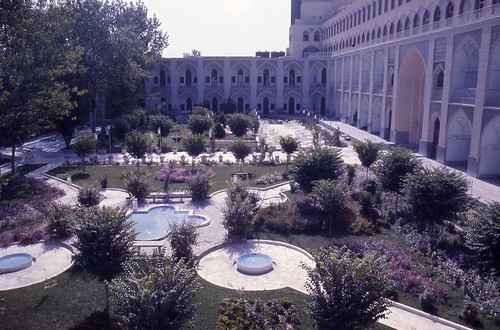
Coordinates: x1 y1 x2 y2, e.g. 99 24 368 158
290 147 345 193
279 135 301 170
0 0 82 173
125 130 151 171
352 139 385 176
70 0 168 128
182 134 206 170
230 139 253 172
74 206 136 311
227 113 251 137
303 245 391 329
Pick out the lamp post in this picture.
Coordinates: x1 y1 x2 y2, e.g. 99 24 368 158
158 127 162 152
105 125 111 154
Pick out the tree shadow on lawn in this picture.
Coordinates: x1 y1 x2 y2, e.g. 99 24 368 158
72 172 91 181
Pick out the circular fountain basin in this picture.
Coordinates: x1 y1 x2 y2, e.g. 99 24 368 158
0 253 34 274
235 253 274 275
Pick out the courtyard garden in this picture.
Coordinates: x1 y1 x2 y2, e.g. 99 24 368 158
1 131 499 329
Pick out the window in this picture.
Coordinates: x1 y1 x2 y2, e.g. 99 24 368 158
237 69 244 86
257 76 262 83
159 70 166 87
404 17 410 30
398 0 402 6
437 70 444 88
413 14 420 28
154 77 158 84
434 7 441 22
397 20 402 32
446 2 454 18
289 69 295 86
186 69 192 86
303 31 309 41
314 31 320 41
263 69 270 86
211 69 218 82
180 76 184 84
423 10 430 25
389 23 394 34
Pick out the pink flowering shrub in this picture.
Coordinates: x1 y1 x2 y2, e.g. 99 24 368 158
155 168 214 184
347 240 449 304
255 172 283 185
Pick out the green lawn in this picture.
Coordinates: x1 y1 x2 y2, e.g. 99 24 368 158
48 165 288 194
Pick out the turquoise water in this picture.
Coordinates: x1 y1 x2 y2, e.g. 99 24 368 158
130 206 206 240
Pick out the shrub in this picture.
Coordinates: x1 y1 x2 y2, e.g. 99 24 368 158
77 186 101 207
216 296 301 330
100 174 108 189
348 216 376 235
18 226 46 245
358 191 373 218
257 203 315 234
226 113 251 137
222 183 259 237
123 172 151 202
186 170 214 200
459 301 480 324
255 172 283 185
290 147 345 193
46 203 76 236
213 123 225 138
169 221 199 264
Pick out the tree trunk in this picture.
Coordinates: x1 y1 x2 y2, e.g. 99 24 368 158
11 146 16 174
104 282 110 315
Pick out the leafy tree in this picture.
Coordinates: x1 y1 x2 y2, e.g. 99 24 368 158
290 147 345 193
373 147 422 213
402 166 470 227
220 97 237 114
74 132 97 166
186 170 214 200
248 111 260 138
303 245 391 330
74 206 136 310
77 186 101 207
182 134 206 170
465 202 500 271
70 0 167 127
0 0 81 173
312 179 351 236
214 123 226 138
125 130 151 171
222 183 260 237
279 135 301 170
216 296 302 330
187 107 213 134
169 221 199 264
110 249 201 329
46 203 76 237
147 114 173 137
352 139 385 175
123 172 151 202
227 113 251 137
230 139 253 172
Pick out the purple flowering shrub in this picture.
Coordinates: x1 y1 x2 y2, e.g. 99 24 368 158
347 240 449 304
0 178 64 246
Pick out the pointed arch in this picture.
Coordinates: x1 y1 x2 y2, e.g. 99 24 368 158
487 40 500 106
478 115 500 177
446 109 472 163
451 35 479 101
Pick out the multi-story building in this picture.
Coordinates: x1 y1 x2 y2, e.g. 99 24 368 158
146 0 500 178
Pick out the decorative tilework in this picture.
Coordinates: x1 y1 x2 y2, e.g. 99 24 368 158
434 38 447 61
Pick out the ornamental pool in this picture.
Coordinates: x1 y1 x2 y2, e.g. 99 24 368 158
129 206 209 241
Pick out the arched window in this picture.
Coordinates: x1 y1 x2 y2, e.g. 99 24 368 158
368 4 371 19
237 69 244 86
186 97 193 111
211 97 218 113
404 17 410 30
314 31 321 41
211 69 218 83
159 69 166 87
437 70 445 88
389 23 395 34
398 0 402 5
372 29 376 40
383 25 388 36
446 2 454 18
397 20 402 32
263 69 270 86
186 69 192 86
303 31 309 41
434 7 441 22
321 68 327 86
391 0 395 9
377 28 382 38
237 97 244 113
423 10 430 25
384 0 388 12
289 69 296 87
413 14 420 28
